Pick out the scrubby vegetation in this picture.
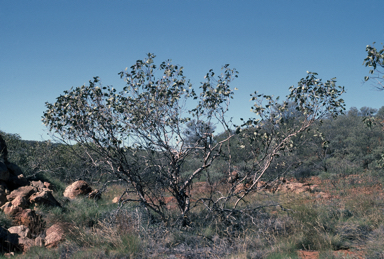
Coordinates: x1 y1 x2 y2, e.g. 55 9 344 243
1 45 384 257
2 105 384 258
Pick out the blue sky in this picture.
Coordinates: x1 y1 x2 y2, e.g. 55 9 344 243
1 0 384 141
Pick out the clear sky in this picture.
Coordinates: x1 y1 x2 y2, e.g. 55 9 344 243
1 0 384 141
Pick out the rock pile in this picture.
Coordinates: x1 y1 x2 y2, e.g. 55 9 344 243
0 134 62 253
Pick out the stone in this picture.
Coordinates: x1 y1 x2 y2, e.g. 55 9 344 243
276 182 311 194
235 183 246 193
63 180 92 199
88 189 101 200
18 237 34 252
1 202 22 216
29 190 61 207
45 223 66 248
43 182 52 190
11 195 29 208
8 225 31 238
14 209 43 235
30 181 45 191
7 186 36 202
34 236 44 247
112 197 120 203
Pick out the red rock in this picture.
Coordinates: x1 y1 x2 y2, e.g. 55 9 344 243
45 223 66 248
29 190 61 207
1 202 22 216
6 186 36 202
88 189 101 200
43 182 52 190
11 195 28 208
30 180 45 191
63 180 92 199
14 209 43 235
18 237 34 252
8 225 31 238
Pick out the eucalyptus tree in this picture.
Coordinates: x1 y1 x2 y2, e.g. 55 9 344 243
43 54 345 226
364 42 384 90
43 54 238 225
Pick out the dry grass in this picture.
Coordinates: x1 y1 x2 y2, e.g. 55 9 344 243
8 171 384 258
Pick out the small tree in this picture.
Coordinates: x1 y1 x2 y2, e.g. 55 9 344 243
364 42 384 90
43 53 238 225
43 54 345 226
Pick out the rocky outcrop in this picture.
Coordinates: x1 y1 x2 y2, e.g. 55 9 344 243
1 178 60 212
63 180 93 199
0 134 66 253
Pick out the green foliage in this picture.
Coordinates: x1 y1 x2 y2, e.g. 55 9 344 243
0 131 35 174
364 42 384 89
